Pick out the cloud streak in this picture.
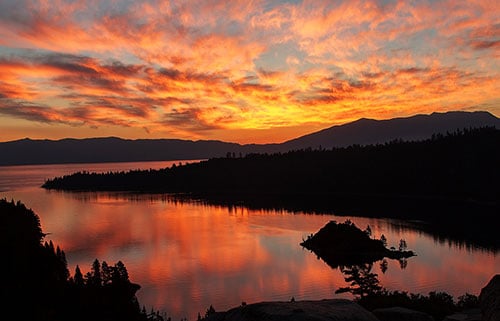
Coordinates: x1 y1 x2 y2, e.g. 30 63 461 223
0 0 498 143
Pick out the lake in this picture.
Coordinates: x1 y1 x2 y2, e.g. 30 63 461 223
1 160 498 321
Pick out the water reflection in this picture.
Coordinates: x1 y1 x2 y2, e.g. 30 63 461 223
7 191 491 320
0 160 202 192
1 162 499 321
59 190 500 256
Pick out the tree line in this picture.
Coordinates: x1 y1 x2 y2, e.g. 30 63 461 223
43 127 499 200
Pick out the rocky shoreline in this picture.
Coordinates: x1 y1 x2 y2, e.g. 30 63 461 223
202 274 499 321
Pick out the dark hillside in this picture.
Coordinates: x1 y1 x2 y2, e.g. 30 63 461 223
0 137 247 165
2 111 498 166
43 127 500 204
282 110 500 150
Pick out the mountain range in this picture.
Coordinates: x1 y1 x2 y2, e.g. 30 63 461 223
1 110 499 166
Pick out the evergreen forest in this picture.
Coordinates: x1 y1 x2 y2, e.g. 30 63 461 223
0 198 165 321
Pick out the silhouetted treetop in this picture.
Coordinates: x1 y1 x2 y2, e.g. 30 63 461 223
1 198 44 248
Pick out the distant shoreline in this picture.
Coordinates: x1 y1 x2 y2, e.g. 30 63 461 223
0 158 205 168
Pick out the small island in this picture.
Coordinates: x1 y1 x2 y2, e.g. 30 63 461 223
300 220 415 269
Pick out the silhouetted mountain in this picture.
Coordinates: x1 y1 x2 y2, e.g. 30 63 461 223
281 110 500 150
1 110 498 165
0 137 268 166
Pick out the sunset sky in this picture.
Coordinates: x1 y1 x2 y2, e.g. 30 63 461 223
0 0 498 144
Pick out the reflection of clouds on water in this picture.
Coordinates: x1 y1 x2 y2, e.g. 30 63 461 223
1 161 498 321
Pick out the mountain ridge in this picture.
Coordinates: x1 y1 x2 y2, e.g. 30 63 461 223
281 110 499 149
1 110 499 166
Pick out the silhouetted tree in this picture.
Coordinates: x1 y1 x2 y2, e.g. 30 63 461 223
336 263 382 298
380 234 387 247
364 225 372 238
399 239 407 252
399 258 408 269
101 260 112 285
205 305 216 318
111 260 130 285
87 258 102 287
73 265 84 287
380 259 388 274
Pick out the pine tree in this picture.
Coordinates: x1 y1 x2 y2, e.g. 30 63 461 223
74 265 84 287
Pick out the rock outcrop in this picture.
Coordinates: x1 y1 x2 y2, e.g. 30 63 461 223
372 306 434 321
202 274 500 321
479 274 500 321
443 309 481 321
203 298 380 321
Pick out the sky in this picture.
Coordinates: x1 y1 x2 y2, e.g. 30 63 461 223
0 0 498 144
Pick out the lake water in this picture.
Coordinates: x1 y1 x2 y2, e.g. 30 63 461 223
1 160 498 321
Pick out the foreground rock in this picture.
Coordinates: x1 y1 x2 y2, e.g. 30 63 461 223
203 299 379 321
372 306 433 321
443 309 481 321
479 274 500 321
202 274 498 321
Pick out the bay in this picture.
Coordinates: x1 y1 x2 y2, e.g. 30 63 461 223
1 160 498 321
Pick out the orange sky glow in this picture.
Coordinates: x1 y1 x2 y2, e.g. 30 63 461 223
0 0 498 144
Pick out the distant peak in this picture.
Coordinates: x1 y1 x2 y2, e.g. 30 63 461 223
430 110 496 117
9 137 33 143
348 117 377 125
354 117 373 122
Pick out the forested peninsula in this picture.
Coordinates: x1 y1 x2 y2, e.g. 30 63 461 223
43 127 499 204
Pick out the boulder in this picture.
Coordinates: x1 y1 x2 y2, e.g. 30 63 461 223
479 274 500 321
203 298 380 321
372 306 433 321
443 308 482 321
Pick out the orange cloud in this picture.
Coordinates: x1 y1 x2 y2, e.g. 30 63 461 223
0 0 498 143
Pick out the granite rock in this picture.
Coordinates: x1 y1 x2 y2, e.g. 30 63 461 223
479 274 500 321
203 298 380 321
372 306 434 321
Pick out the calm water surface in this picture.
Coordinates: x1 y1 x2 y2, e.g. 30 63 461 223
1 161 498 321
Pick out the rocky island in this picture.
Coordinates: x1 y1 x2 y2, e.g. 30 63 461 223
300 220 415 269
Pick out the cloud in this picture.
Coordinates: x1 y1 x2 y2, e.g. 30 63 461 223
470 40 500 50
0 100 84 125
161 108 223 132
0 0 498 142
